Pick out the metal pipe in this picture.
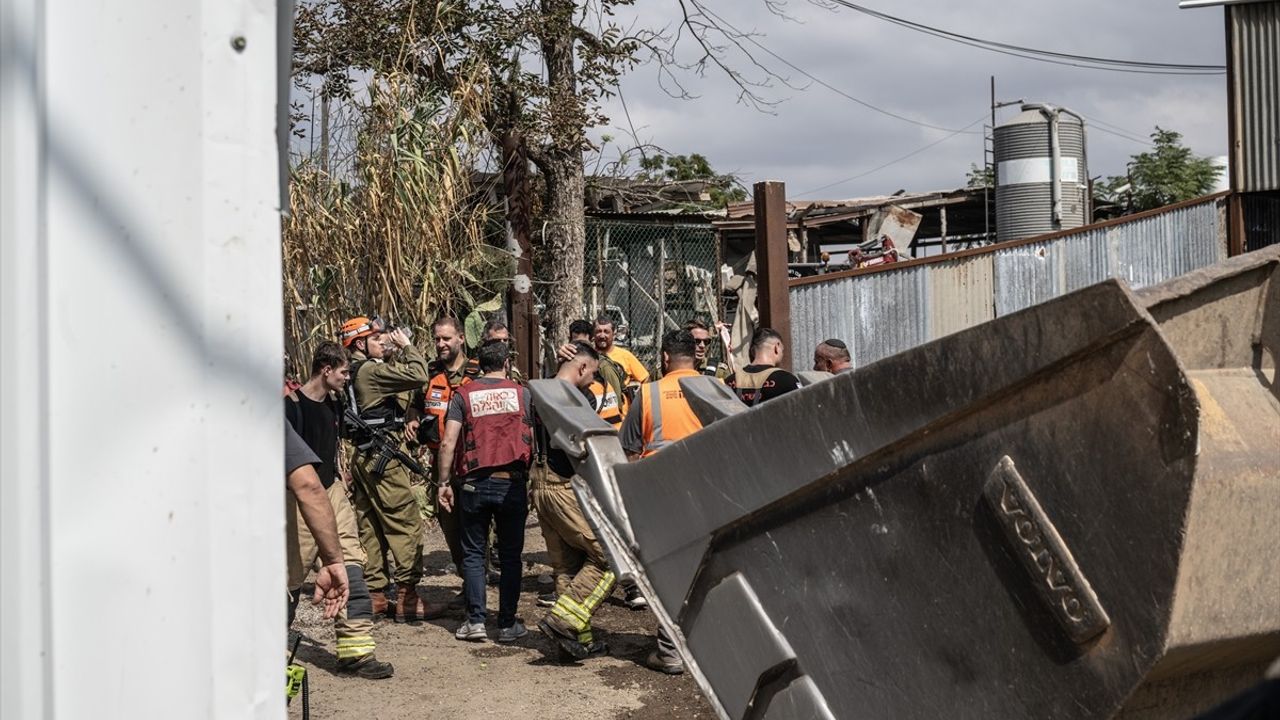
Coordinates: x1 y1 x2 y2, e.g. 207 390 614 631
1024 103 1079 227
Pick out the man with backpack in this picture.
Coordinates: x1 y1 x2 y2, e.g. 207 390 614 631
285 341 394 679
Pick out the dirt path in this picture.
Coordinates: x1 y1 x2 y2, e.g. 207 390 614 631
290 512 714 719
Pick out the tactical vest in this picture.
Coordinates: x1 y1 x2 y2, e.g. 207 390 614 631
596 355 629 418
639 369 704 458
423 361 479 450
732 366 781 407
588 378 624 426
453 379 533 477
345 359 406 444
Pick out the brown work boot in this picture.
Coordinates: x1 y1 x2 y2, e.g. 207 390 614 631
396 586 448 623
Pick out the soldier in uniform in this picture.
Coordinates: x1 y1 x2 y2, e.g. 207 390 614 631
534 341 617 661
341 316 446 623
685 318 733 379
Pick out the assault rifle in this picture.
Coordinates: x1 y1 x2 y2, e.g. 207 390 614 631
342 404 426 479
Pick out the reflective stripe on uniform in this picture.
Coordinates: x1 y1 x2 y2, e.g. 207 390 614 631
582 571 616 614
642 382 666 455
551 597 592 632
335 634 376 659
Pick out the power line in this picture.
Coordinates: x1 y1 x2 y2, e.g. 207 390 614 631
1083 122 1153 147
794 116 986 198
827 0 1226 76
1077 113 1154 146
699 3 981 134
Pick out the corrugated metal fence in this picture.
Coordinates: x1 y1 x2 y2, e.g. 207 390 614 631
789 193 1228 370
1230 1 1280 193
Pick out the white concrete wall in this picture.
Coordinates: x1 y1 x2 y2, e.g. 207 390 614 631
1 0 284 717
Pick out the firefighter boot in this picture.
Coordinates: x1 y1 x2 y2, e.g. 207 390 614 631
538 616 589 662
336 653 395 680
396 586 448 623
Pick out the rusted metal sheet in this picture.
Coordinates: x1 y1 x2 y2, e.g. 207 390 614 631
790 195 1227 369
868 204 923 247
532 245 1280 720
927 254 995 339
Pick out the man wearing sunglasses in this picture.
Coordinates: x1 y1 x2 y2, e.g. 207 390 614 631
684 318 732 380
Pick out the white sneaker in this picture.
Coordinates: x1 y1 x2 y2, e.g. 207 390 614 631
624 587 648 610
497 621 528 643
455 621 487 642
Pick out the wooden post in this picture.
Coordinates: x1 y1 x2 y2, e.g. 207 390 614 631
1223 6 1245 258
502 131 538 379
940 205 949 255
753 181 792 370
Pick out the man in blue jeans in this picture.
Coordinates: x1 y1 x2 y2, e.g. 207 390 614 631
438 339 534 643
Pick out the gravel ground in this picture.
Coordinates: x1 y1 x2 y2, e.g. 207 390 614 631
289 507 714 719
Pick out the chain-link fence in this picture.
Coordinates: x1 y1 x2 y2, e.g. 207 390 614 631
583 218 723 370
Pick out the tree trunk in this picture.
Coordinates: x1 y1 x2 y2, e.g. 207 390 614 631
536 0 587 349
540 154 586 349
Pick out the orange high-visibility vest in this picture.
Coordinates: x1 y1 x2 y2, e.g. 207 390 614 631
588 378 625 426
423 366 474 450
639 368 704 458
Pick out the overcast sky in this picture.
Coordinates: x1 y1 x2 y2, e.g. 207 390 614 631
589 0 1227 200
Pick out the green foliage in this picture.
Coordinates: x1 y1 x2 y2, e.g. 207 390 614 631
1095 127 1221 211
633 152 747 207
965 163 994 189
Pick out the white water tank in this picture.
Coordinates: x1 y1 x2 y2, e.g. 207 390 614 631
995 104 1090 242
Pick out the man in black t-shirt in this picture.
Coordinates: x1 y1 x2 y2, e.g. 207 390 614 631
286 342 394 680
725 327 800 406
286 423 348 619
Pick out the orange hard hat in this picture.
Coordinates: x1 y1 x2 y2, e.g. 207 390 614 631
339 316 380 347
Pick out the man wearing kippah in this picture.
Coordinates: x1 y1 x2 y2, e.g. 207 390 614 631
813 338 853 373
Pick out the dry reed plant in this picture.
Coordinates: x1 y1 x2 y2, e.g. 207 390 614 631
283 71 509 376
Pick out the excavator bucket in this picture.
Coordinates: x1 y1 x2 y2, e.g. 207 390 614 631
528 246 1280 720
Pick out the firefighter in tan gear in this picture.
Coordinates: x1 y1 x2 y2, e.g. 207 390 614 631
617 329 707 674
286 341 393 678
533 341 618 661
341 316 446 623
